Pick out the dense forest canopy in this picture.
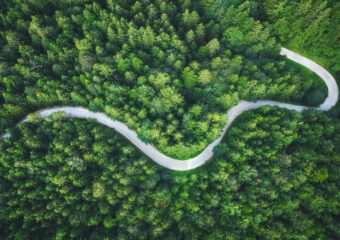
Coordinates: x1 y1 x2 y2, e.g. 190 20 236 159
0 109 339 239
252 0 339 74
0 0 339 239
0 0 329 158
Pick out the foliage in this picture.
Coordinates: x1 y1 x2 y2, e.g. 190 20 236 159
0 109 338 239
251 0 340 116
0 1 338 238
0 0 326 158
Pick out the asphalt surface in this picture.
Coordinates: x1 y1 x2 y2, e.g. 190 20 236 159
1 48 338 170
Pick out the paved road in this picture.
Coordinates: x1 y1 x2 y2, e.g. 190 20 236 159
1 48 338 170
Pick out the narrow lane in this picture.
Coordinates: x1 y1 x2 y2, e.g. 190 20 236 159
1 48 338 170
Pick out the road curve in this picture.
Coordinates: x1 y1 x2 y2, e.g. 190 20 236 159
1 48 338 170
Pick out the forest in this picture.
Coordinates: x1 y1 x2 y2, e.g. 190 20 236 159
0 0 331 158
1 108 338 239
0 0 339 239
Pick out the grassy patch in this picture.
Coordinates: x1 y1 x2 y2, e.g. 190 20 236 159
286 44 340 117
285 58 328 107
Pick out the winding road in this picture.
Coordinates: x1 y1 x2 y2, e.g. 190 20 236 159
1 48 338 170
